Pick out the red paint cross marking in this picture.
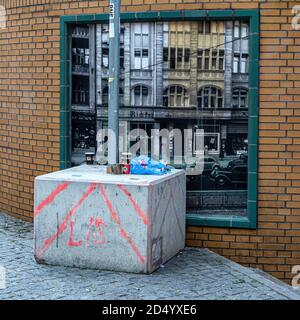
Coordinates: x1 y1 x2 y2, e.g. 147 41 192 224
34 182 70 218
36 183 97 259
117 184 149 225
99 184 145 265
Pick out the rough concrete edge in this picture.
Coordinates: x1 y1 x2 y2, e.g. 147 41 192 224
35 167 185 187
186 248 300 300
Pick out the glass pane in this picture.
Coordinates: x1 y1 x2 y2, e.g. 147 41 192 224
72 20 251 218
135 34 141 47
233 56 239 73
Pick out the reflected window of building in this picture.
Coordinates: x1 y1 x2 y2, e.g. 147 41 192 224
204 49 210 70
132 85 150 106
102 24 109 44
102 48 109 68
120 26 125 44
101 48 124 69
198 86 223 108
233 52 249 74
133 23 150 70
197 49 203 69
198 48 225 71
204 133 220 154
233 20 249 74
198 21 211 34
240 53 248 73
234 20 240 38
219 49 225 70
102 86 124 107
102 86 108 107
163 85 189 107
184 48 190 63
232 88 248 108
69 18 255 223
163 22 191 70
164 47 190 70
72 25 90 75
212 49 218 70
72 75 89 106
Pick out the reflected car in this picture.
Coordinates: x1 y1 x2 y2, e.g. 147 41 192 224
185 156 221 173
203 156 221 172
227 153 248 168
171 155 221 173
210 164 248 187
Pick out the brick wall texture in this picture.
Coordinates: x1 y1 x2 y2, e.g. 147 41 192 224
0 0 299 284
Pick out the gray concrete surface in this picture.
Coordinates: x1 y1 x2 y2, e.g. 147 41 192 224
0 212 300 300
34 166 186 273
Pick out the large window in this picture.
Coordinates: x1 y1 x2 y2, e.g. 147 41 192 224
163 22 191 70
198 49 225 71
132 23 150 70
163 85 189 107
63 10 259 229
132 85 150 106
198 86 223 108
232 88 248 109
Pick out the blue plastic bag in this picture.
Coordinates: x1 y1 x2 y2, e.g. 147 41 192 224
130 156 170 175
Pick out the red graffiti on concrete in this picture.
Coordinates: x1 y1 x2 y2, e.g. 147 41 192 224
36 183 97 259
36 182 145 265
99 184 145 265
86 217 107 247
68 220 83 247
34 182 70 218
117 184 149 225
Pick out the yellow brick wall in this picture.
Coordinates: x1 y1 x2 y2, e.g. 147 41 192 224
0 0 299 283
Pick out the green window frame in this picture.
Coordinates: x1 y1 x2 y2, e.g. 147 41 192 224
60 9 259 229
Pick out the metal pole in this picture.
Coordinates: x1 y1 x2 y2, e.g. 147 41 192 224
108 0 120 165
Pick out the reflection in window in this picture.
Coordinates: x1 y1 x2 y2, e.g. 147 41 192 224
204 133 220 154
72 75 89 106
133 23 150 70
163 22 191 70
101 48 124 69
204 49 210 70
102 86 124 106
132 85 150 106
198 21 211 34
198 49 225 71
71 20 252 218
234 20 240 38
198 86 223 108
219 50 225 70
232 88 248 108
102 48 109 68
163 86 189 107
233 53 248 74
212 50 217 70
164 47 190 69
234 20 249 40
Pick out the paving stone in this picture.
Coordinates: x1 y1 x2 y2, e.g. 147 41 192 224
0 212 300 300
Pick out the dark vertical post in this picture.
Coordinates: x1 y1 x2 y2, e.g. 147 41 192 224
108 0 120 164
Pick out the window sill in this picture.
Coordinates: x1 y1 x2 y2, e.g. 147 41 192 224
186 212 256 229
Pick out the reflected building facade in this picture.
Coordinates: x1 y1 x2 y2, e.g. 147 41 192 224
71 19 250 215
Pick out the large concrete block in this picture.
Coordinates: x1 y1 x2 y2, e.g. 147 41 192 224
34 165 186 273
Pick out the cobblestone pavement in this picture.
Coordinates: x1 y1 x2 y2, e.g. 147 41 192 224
0 212 300 300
